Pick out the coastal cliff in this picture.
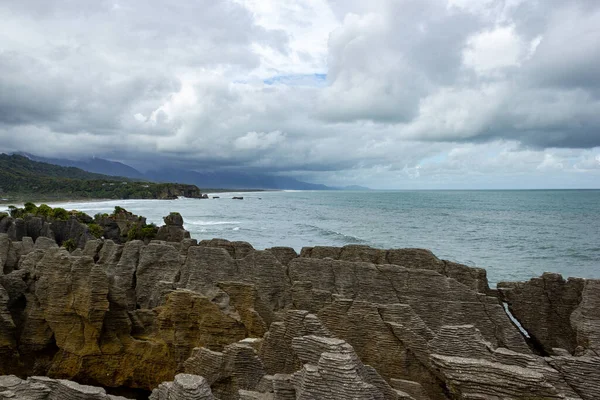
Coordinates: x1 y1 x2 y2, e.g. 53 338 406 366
0 211 599 399
0 154 204 201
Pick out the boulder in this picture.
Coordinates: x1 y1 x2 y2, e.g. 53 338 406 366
155 213 190 242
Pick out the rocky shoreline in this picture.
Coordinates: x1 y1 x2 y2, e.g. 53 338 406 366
0 208 599 399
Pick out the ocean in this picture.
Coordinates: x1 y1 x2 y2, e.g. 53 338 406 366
7 190 600 286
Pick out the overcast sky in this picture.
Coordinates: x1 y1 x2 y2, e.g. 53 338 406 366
1 0 599 189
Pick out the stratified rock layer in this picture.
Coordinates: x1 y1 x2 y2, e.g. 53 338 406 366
0 375 131 400
499 273 600 357
0 215 599 400
150 374 214 400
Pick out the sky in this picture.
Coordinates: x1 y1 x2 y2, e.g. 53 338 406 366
0 0 599 189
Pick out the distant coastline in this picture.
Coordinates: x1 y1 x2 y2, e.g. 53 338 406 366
0 190 272 206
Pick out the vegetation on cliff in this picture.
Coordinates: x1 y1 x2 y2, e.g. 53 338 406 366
1 204 162 247
0 154 202 201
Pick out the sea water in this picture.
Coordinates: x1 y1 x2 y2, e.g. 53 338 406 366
5 190 599 286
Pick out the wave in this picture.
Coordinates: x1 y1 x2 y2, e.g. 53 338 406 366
299 224 367 244
186 220 240 226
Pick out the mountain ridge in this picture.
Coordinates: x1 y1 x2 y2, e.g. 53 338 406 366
18 152 147 180
0 154 202 201
16 152 355 190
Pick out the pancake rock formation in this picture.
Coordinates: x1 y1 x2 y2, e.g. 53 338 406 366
0 212 599 399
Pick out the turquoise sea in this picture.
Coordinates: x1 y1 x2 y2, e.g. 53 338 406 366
7 190 600 286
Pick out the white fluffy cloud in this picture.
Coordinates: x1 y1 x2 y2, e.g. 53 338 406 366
463 25 534 75
0 0 599 188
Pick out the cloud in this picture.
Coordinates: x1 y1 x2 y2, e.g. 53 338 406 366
234 131 286 150
0 0 599 188
463 25 532 75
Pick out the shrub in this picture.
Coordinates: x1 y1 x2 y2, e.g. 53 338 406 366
23 202 38 214
127 223 158 241
94 212 109 222
0 212 8 221
62 239 77 252
36 204 53 218
114 206 127 215
141 224 158 240
73 211 92 223
51 207 70 221
87 223 104 238
126 226 138 241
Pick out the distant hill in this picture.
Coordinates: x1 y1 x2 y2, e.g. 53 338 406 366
0 154 202 201
3 154 120 181
16 153 337 190
19 153 146 180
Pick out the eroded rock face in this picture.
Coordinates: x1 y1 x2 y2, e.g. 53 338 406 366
0 286 17 374
0 216 94 249
498 272 599 355
183 341 265 399
0 375 131 400
0 230 599 400
150 374 214 400
571 280 600 356
300 245 490 294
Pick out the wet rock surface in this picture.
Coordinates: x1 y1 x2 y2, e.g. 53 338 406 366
0 213 599 399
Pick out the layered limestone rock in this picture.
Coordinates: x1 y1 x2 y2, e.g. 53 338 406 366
201 312 403 400
150 374 214 400
548 355 600 399
183 340 266 398
0 215 94 248
0 286 17 374
0 222 599 400
0 375 131 400
426 324 582 399
570 280 600 356
34 248 109 356
289 335 402 399
300 245 489 294
287 255 531 387
498 272 600 356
